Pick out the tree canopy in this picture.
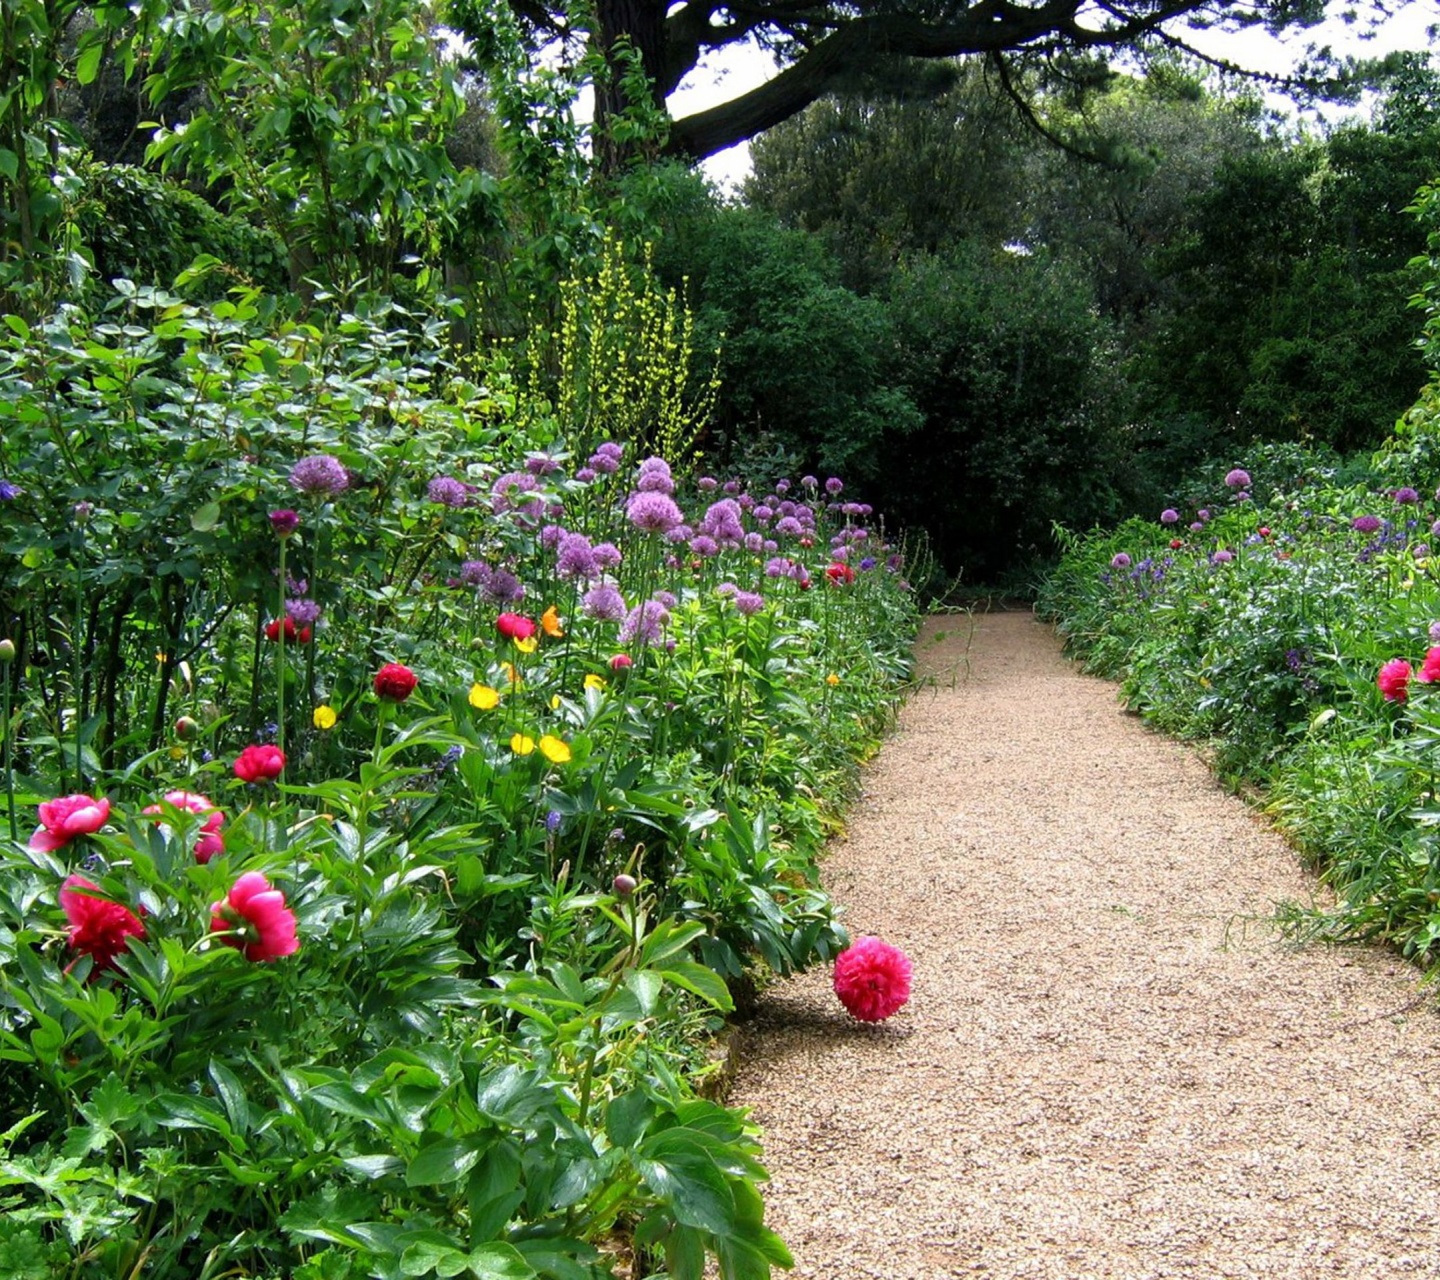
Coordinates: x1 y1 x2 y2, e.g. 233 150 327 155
468 0 1391 164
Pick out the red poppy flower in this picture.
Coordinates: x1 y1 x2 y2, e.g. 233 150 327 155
826 562 856 586
264 618 312 644
373 662 418 702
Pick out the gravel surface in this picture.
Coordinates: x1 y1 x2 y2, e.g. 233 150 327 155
726 610 1440 1279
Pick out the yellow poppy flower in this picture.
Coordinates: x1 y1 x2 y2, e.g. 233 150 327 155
469 683 500 710
826 673 841 687
313 704 338 730
541 605 564 637
513 635 538 654
539 734 572 764
510 733 536 755
584 673 606 691
550 694 562 710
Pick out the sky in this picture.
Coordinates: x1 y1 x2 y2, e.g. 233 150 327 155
665 0 1440 191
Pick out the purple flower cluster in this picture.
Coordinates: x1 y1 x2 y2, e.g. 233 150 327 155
619 599 671 647
627 491 683 534
427 476 472 508
583 582 627 621
289 454 349 496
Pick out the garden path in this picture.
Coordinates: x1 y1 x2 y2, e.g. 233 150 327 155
725 609 1440 1279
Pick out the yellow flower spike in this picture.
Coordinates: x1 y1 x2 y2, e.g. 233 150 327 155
469 683 500 711
513 635 538 655
541 605 564 638
313 704 338 730
550 694 563 711
510 733 536 756
826 673 841 687
584 673 606 691
539 734 572 764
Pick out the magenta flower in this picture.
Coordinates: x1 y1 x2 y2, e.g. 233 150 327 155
211 871 299 962
268 509 300 537
1224 469 1251 489
289 454 349 496
30 794 111 852
61 875 146 975
234 744 285 784
1378 658 1413 703
626 491 683 534
833 936 912 1022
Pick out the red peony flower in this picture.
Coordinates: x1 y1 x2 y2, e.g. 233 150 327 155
496 612 537 641
210 871 299 962
833 936 912 1022
373 662 418 702
264 618 312 644
234 744 285 783
30 794 111 852
60 875 146 974
143 790 225 863
1378 658 1413 703
1419 648 1440 685
825 562 856 586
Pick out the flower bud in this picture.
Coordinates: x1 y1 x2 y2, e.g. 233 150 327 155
73 501 94 524
612 873 637 897
173 714 200 741
0 638 14 663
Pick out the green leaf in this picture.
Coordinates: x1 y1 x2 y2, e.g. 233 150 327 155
656 960 734 1012
75 41 104 85
191 500 222 531
634 1130 737 1235
625 968 663 1016
407 1137 486 1187
606 1090 657 1149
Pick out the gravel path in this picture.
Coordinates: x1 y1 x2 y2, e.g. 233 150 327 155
727 610 1440 1279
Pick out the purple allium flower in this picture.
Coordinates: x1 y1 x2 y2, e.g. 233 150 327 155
716 581 738 597
721 479 740 495
491 472 540 513
738 493 755 511
484 568 524 603
427 476 471 508
753 505 773 522
289 454 349 496
540 523 566 549
619 600 671 647
700 499 745 544
460 560 490 587
744 532 765 552
627 491 683 534
1235 491 1251 502
825 477 844 496
654 590 677 608
588 449 620 476
1198 509 1211 522
576 467 597 484
697 476 718 492
801 475 818 489
764 557 788 578
763 539 777 552
1110 553 1131 569
665 524 693 545
592 541 622 569
1160 508 1180 524
286 598 322 625
636 457 675 495
1396 487 1421 504
1353 515 1382 533
1429 619 1440 642
1211 549 1234 564
1224 469 1251 489
733 590 765 616
583 582 628 621
269 509 300 536
1189 522 1205 533
556 532 598 579
689 534 719 557
1415 544 1431 559
0 479 20 500
775 479 791 494
774 516 803 538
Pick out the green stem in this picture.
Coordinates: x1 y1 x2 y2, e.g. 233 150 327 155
2 669 15 844
277 541 288 764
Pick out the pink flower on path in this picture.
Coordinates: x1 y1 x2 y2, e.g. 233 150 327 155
211 872 299 962
833 936 913 1022
1378 659 1413 703
143 791 225 863
61 875 146 974
30 794 111 852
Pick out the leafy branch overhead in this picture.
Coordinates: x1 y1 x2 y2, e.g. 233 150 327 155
467 0 1395 162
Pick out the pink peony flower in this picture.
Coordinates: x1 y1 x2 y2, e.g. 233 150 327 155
234 744 285 784
373 662 418 702
211 871 300 962
833 936 912 1022
30 794 111 852
143 791 225 863
1378 658 1413 703
1419 648 1440 685
496 612 537 641
61 875 146 974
